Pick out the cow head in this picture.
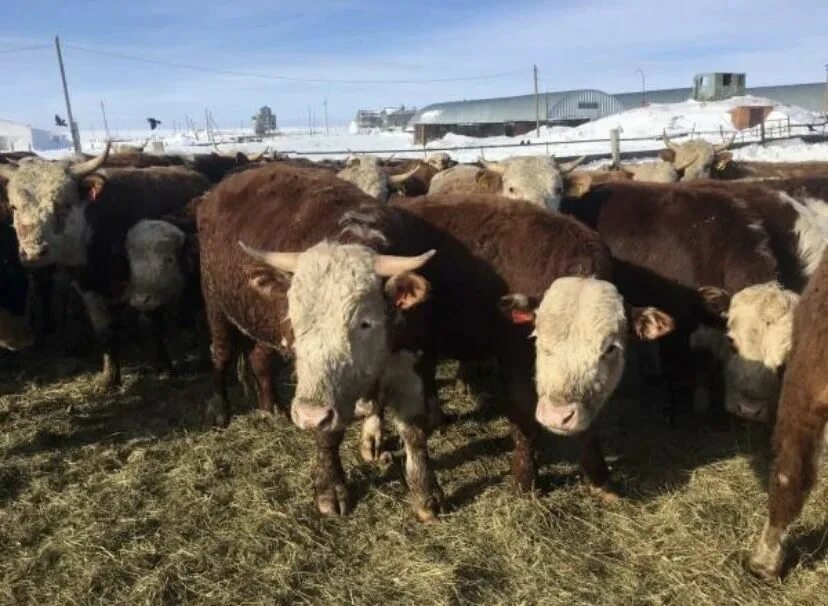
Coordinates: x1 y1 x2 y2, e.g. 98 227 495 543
425 153 455 171
480 155 589 210
125 220 189 311
618 160 679 183
500 277 674 435
336 155 418 202
661 131 735 181
0 143 111 267
240 240 434 432
698 282 798 421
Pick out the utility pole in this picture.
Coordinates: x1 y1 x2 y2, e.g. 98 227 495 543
99 100 110 141
824 63 828 120
307 105 312 135
533 64 540 137
323 98 329 137
55 36 82 154
635 69 647 106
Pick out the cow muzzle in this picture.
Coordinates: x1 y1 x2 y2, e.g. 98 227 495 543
291 398 339 431
19 243 50 267
726 395 771 423
536 401 588 435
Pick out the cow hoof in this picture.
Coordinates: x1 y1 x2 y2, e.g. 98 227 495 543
359 414 383 462
316 483 350 517
204 395 230 428
589 484 621 504
745 552 781 582
94 373 120 393
412 491 444 523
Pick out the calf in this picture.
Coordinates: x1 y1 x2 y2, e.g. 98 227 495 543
660 131 735 181
747 248 828 580
336 154 417 201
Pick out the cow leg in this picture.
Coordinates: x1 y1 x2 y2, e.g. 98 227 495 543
499 357 539 492
204 296 237 427
356 397 387 463
381 351 443 522
76 287 121 390
416 350 447 430
579 429 618 502
247 342 280 417
658 328 696 425
314 428 349 516
148 309 174 375
748 414 825 580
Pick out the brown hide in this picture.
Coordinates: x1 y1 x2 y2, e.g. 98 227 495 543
714 161 828 181
560 181 779 327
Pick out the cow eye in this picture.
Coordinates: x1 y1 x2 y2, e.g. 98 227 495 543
508 187 516 194
602 343 619 357
164 256 174 265
360 320 373 330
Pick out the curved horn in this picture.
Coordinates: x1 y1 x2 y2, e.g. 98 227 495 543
479 158 506 174
238 241 300 273
0 163 16 180
69 141 111 177
674 152 700 172
373 249 436 278
558 155 586 174
247 148 268 162
714 131 737 152
137 137 150 151
662 130 681 152
387 165 420 186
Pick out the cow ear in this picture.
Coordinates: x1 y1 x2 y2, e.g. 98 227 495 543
79 174 107 203
384 271 430 309
629 306 675 340
564 172 592 198
699 286 731 318
499 293 538 325
714 151 733 171
659 149 676 163
475 169 502 194
244 265 288 298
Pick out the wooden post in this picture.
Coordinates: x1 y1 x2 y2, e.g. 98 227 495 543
610 128 620 167
533 64 540 138
55 36 82 154
760 120 766 144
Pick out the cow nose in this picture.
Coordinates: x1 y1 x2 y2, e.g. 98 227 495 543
20 244 48 263
291 398 337 431
536 402 581 434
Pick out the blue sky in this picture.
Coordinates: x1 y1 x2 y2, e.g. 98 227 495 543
1 0 826 130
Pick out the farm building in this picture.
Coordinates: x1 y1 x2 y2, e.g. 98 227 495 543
0 119 69 152
354 106 417 131
409 80 826 143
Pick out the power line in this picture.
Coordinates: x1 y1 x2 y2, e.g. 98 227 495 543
0 44 51 54
65 43 526 84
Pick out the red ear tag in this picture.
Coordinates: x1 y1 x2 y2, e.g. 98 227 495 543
510 309 535 324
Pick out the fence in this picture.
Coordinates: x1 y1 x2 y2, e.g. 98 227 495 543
273 119 828 163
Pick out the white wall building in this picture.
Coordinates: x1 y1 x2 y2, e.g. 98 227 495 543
0 119 70 152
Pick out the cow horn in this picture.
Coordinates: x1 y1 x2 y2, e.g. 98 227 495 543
247 147 268 162
238 241 300 273
558 155 586 174
137 137 150 151
714 131 736 152
0 163 16 180
674 152 700 172
373 249 436 277
387 165 420 186
69 141 111 177
662 130 681 152
479 159 505 174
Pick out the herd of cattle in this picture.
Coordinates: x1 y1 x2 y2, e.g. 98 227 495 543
3 134 828 581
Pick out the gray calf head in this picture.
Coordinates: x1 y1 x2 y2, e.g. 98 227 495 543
0 144 111 267
336 155 417 202
240 240 434 432
480 155 590 210
126 220 187 311
501 277 674 435
697 282 798 421
661 132 735 181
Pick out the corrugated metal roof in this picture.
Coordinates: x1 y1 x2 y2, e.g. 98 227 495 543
410 82 826 126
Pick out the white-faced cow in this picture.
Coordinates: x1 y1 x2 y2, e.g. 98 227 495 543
660 131 736 181
336 154 418 202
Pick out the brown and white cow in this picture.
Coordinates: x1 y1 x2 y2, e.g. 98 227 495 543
747 248 828 581
560 180 782 422
686 178 828 421
197 163 442 521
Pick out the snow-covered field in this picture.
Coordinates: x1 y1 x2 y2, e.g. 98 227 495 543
39 95 828 164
